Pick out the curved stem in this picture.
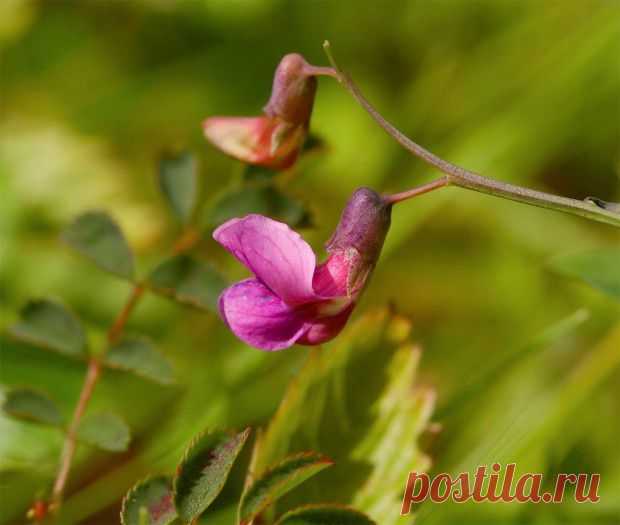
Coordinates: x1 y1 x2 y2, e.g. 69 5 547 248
322 41 620 228
303 64 338 79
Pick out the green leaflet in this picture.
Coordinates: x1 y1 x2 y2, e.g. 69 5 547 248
121 476 177 525
77 412 131 452
8 298 87 358
105 338 174 385
275 505 377 525
61 211 135 280
205 185 310 229
2 388 64 427
238 452 333 525
173 428 250 522
159 152 198 224
149 255 226 313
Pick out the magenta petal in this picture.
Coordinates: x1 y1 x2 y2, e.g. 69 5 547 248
219 278 308 351
296 303 355 346
213 215 317 305
312 251 351 297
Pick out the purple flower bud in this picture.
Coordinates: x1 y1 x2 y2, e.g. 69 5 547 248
326 187 392 292
213 187 392 351
203 53 329 171
263 53 318 126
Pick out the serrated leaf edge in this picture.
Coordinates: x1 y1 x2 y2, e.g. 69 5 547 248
275 503 377 525
120 474 176 525
173 427 251 520
239 451 334 525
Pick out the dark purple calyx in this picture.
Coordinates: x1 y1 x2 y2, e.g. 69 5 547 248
325 187 392 293
263 53 318 126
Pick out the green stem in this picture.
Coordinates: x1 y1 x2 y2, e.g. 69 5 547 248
322 41 620 228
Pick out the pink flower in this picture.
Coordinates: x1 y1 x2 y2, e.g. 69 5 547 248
203 115 304 170
213 188 392 350
203 53 335 170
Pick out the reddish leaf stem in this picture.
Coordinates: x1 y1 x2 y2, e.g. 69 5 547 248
50 357 101 506
47 226 201 513
107 284 145 346
50 283 145 509
171 227 200 256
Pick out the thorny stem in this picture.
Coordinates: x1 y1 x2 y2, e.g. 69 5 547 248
322 41 620 228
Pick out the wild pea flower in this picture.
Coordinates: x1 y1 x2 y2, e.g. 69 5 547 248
203 53 335 170
213 188 392 350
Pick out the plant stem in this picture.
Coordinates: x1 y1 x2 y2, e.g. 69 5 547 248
51 358 101 505
322 41 620 228
171 227 200 256
47 222 204 512
304 64 339 79
107 284 145 346
384 177 449 204
50 283 145 508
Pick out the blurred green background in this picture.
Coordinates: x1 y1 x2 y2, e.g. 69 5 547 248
1 1 619 524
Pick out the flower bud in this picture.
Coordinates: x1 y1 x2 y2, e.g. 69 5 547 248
263 53 318 126
203 53 326 171
213 188 392 350
327 188 392 263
